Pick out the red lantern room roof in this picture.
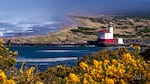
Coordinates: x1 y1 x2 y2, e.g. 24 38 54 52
98 29 109 33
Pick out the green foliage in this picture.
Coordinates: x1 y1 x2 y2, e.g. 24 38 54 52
100 26 106 29
128 22 134 25
117 23 123 25
139 27 150 33
88 18 106 24
71 27 97 35
114 34 136 38
78 27 96 31
144 34 150 37
71 29 82 33
0 44 17 71
140 48 150 61
78 48 130 64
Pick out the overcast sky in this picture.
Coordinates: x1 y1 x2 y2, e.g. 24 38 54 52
0 0 149 23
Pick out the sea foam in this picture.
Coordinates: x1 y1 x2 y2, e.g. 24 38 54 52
16 57 78 62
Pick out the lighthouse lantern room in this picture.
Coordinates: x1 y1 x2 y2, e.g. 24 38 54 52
97 22 114 44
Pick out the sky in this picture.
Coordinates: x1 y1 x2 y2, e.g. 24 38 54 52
0 0 150 37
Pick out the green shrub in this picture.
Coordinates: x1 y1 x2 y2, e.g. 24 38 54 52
140 27 150 33
78 27 96 31
71 27 97 35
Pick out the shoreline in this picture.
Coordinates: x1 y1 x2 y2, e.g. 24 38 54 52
4 42 150 48
3 15 150 48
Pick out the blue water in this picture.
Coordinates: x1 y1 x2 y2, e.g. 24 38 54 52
9 46 107 71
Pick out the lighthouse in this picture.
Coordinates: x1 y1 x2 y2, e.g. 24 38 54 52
108 22 113 34
97 22 114 44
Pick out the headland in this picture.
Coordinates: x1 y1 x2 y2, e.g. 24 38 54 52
4 15 150 47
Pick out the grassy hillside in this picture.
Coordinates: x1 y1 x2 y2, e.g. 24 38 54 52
7 15 150 44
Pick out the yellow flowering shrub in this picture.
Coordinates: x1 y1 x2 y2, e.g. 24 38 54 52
0 70 7 81
0 38 44 84
67 73 80 83
36 81 44 84
75 45 150 84
79 62 88 70
7 79 15 84
0 70 15 84
104 77 115 84
0 37 150 84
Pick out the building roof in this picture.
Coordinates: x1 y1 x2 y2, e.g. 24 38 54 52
98 29 109 33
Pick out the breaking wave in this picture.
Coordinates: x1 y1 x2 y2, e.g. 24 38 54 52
37 50 88 53
16 57 78 62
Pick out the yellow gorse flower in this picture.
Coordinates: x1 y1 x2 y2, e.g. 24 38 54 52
104 77 114 84
123 53 132 64
69 73 80 83
119 79 127 84
0 38 3 45
130 44 141 50
26 67 35 77
13 51 18 56
0 70 7 81
19 69 23 74
147 72 150 80
133 45 141 50
0 70 16 84
7 79 15 84
36 81 44 84
111 59 118 64
79 62 88 70
93 60 102 69
104 60 110 66
26 67 35 81
93 59 99 66
83 78 88 84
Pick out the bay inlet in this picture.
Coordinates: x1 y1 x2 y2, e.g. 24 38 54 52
9 46 106 71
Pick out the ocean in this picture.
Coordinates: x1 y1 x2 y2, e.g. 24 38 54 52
9 46 108 71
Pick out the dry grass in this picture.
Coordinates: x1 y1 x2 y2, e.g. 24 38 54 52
7 15 150 43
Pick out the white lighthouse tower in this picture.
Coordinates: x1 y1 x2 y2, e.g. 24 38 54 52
108 22 113 34
97 22 114 44
108 22 114 39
